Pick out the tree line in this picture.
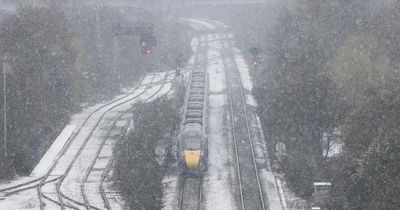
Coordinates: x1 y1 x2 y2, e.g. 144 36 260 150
0 2 191 179
241 1 400 209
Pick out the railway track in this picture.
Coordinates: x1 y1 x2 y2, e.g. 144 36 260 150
80 73 176 210
38 73 160 210
0 31 198 209
0 76 153 198
176 29 209 210
220 32 267 210
53 72 176 210
0 72 174 210
178 177 203 210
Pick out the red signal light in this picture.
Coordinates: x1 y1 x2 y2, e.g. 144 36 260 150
146 49 152 54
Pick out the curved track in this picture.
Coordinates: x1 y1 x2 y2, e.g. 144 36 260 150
50 72 176 210
39 74 159 210
0 72 175 210
80 73 175 209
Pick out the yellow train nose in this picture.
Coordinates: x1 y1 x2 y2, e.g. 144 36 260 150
184 150 201 169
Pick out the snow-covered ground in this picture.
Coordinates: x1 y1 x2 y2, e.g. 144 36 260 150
202 33 237 210
30 125 76 177
0 17 301 210
161 18 294 210
230 40 287 210
0 69 176 209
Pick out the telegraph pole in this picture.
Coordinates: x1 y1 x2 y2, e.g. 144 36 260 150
96 4 101 41
2 56 7 157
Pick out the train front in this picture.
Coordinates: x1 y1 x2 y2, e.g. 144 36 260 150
177 128 208 174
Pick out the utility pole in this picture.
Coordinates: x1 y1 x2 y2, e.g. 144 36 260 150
112 35 120 89
2 56 7 157
96 4 101 41
75 0 81 40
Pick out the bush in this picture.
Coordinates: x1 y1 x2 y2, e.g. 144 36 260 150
113 95 183 209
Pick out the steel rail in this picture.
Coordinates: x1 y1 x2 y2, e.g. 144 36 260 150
81 72 173 209
224 32 267 210
37 58 192 209
3 20 201 209
177 28 209 210
55 73 162 209
41 192 80 210
220 33 246 210
98 70 178 209
178 177 203 210
37 74 154 210
3 176 60 196
0 75 149 202
0 177 42 192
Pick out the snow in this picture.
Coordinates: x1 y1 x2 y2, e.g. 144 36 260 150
59 73 172 208
161 26 206 210
203 94 237 210
191 37 200 53
30 124 76 177
233 46 253 91
0 189 39 210
166 19 289 210
207 37 226 93
202 32 237 210
183 18 216 30
229 30 287 209
314 182 332 186
1 70 175 210
246 94 258 106
161 175 180 210
204 19 228 29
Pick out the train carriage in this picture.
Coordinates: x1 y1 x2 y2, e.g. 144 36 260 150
177 69 209 174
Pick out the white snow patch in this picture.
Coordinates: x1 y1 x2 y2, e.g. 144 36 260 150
233 48 253 91
204 94 237 210
207 41 226 93
1 68 174 210
255 116 288 210
30 124 76 177
0 189 40 210
191 37 200 52
161 175 179 210
204 19 228 29
247 94 257 106
209 94 226 108
183 18 216 30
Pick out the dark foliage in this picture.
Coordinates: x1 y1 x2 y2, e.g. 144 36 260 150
0 4 78 176
113 95 183 210
229 0 400 208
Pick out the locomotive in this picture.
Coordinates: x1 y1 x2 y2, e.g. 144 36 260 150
177 70 208 174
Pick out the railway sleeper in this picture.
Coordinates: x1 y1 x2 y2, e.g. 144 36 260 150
184 118 203 125
189 91 204 94
188 97 204 102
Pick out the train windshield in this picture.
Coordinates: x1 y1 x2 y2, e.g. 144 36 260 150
184 138 202 150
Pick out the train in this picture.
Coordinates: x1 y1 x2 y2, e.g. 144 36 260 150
177 69 209 174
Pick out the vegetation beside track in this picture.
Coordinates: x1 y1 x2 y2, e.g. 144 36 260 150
113 84 185 209
0 2 192 179
221 1 400 209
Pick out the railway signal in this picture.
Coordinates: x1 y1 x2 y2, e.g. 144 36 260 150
175 64 181 76
249 47 262 67
140 33 157 55
252 58 261 66
112 23 157 55
175 53 184 77
249 47 262 55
